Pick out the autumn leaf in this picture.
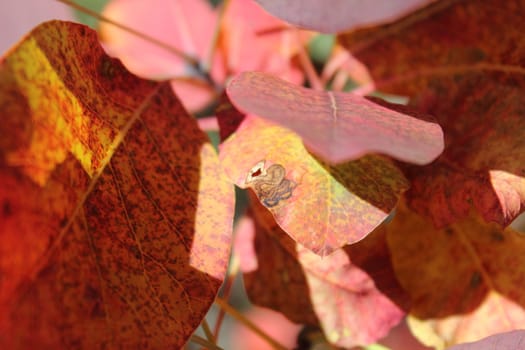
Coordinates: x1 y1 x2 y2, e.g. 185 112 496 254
227 72 444 165
339 0 525 227
0 21 234 348
219 114 409 256
236 195 406 348
386 204 525 346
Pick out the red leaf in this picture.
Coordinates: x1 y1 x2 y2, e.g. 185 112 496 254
254 0 435 33
340 0 525 226
0 21 234 348
215 93 246 142
227 72 444 165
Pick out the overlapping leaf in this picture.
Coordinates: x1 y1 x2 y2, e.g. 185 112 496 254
235 196 406 348
219 113 409 256
387 204 525 345
227 72 444 165
0 21 234 348
340 0 525 227
254 0 435 33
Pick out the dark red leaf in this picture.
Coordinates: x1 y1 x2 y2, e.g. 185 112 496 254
340 0 525 227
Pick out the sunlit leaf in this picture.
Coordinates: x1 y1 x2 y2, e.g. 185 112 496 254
0 21 234 348
387 204 525 345
220 115 409 255
340 0 525 227
227 72 444 165
254 0 436 33
236 196 405 347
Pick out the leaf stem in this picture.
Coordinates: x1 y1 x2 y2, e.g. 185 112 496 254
203 0 231 74
56 0 199 67
214 297 289 350
190 334 223 350
213 255 240 340
201 319 216 344
295 29 323 91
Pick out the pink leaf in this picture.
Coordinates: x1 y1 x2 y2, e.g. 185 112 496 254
227 71 444 165
254 0 436 33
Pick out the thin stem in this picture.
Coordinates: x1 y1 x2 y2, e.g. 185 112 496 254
295 29 323 91
214 297 288 350
201 319 216 344
203 0 231 74
56 0 199 67
189 334 224 350
213 255 240 340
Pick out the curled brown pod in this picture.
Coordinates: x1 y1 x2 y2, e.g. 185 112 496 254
245 161 297 208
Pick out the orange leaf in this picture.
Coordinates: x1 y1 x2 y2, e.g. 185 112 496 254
220 115 409 255
387 204 525 345
0 21 234 348
227 72 444 165
340 0 525 227
236 196 405 347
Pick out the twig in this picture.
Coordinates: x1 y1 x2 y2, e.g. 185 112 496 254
214 297 288 350
295 29 323 90
56 0 199 67
190 334 223 350
213 255 240 340
201 319 216 345
203 0 231 74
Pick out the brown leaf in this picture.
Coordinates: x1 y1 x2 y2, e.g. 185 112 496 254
215 93 246 142
340 0 525 227
227 72 444 165
387 204 525 345
0 21 234 348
